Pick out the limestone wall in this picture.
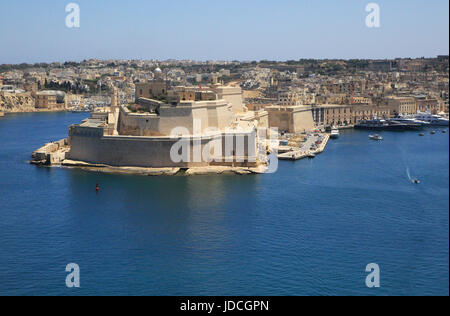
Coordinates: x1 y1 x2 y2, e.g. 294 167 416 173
267 106 316 133
213 86 244 113
119 101 233 136
292 109 316 133
118 107 161 136
67 130 258 168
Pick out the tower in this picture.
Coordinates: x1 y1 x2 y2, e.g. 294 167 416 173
111 86 118 108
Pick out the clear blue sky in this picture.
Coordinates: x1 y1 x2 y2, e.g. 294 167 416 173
0 0 448 63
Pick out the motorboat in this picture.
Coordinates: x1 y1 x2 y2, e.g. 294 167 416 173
330 127 340 139
413 112 449 126
369 134 383 141
390 115 429 126
355 118 422 131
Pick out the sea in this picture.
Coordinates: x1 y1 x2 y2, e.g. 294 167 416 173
0 112 448 296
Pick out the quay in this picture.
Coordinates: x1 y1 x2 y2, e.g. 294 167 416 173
278 133 330 161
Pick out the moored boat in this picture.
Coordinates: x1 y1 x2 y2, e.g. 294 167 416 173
355 118 422 131
413 111 449 126
390 115 429 126
330 127 340 139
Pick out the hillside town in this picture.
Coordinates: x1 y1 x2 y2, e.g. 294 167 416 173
1 57 448 130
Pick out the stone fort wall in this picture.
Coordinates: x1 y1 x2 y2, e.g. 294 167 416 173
67 126 258 168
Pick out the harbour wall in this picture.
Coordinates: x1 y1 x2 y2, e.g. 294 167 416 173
67 126 258 168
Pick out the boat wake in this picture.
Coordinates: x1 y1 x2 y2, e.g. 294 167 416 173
406 167 412 182
406 167 420 184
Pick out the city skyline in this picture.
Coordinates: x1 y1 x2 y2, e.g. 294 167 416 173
0 0 448 64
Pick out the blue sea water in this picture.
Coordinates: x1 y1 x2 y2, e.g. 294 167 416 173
0 112 448 296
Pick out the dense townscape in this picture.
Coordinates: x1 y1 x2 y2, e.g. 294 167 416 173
1 57 448 127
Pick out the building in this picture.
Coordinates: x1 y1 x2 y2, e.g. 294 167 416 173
414 95 440 114
135 79 169 101
35 91 58 109
266 105 316 134
65 85 268 170
23 83 38 97
211 85 244 113
277 90 301 106
385 96 417 115
312 104 354 127
312 104 391 127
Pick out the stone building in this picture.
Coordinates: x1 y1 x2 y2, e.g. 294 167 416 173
414 95 440 114
35 91 60 109
65 84 268 170
312 104 391 127
135 79 169 101
385 96 417 115
266 105 316 134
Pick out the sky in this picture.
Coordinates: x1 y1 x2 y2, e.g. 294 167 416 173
0 0 448 63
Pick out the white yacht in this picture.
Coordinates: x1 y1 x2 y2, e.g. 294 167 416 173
330 127 340 139
390 115 430 126
413 112 449 126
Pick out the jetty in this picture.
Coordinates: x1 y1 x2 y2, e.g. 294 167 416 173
278 133 330 161
31 139 70 165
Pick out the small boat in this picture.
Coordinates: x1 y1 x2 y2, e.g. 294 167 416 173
369 134 383 141
413 179 420 184
431 131 436 135
330 127 340 139
443 130 447 134
307 153 316 159
419 133 425 136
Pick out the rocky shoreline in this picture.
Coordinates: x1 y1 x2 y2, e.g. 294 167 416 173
60 160 268 176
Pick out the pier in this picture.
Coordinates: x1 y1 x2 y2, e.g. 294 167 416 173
278 133 330 161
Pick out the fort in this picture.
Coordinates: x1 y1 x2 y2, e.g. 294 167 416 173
31 80 284 176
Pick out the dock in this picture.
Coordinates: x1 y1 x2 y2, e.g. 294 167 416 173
278 150 310 160
278 133 330 161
